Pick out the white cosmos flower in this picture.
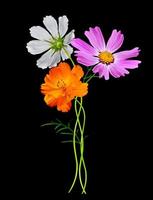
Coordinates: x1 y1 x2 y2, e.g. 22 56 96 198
26 15 75 69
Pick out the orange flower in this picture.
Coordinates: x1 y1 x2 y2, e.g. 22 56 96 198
41 62 88 112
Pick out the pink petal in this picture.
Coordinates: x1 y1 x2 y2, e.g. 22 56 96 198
109 64 121 78
84 26 105 51
93 63 105 74
71 38 97 55
106 29 124 53
103 67 109 80
93 63 109 80
109 63 129 77
117 60 141 69
114 47 141 60
76 52 99 66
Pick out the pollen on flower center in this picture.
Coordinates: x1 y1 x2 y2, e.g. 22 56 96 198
57 79 66 88
51 37 64 51
98 51 114 65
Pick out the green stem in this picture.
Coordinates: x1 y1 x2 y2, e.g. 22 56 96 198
76 98 85 193
85 73 97 83
63 47 75 66
76 98 87 194
83 67 93 82
63 46 88 194
68 97 82 193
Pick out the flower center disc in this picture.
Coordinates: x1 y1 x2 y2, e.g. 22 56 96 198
98 51 114 65
51 38 64 51
57 79 66 88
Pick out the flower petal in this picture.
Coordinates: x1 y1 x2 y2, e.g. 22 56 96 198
29 26 51 41
114 47 141 60
57 99 72 112
99 66 109 80
65 45 73 56
70 82 88 97
43 16 58 38
36 50 61 69
109 64 124 78
44 95 57 107
61 45 73 61
36 49 54 69
72 65 84 79
71 38 98 56
61 49 67 61
93 63 110 80
93 63 106 78
47 62 72 87
64 30 75 44
26 40 50 55
112 63 130 76
85 26 105 51
76 51 99 66
116 60 141 69
107 29 124 53
58 15 68 37
49 51 61 67
93 63 104 74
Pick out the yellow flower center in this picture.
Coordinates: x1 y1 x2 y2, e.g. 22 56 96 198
98 51 114 65
57 79 66 88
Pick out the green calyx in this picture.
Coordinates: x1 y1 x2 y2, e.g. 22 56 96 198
51 37 64 51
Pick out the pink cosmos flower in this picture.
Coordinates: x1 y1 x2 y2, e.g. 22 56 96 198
71 27 141 80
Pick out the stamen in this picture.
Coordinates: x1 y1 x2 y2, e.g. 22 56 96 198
57 79 66 88
51 37 64 51
98 51 114 65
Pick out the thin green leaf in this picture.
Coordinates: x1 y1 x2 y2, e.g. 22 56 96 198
56 127 70 133
58 132 73 135
40 122 59 127
61 140 80 144
54 124 63 130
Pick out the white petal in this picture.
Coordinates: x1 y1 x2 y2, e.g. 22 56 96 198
37 50 61 69
26 40 50 55
49 51 61 68
64 30 75 44
36 49 54 69
29 26 51 41
58 15 68 37
61 49 67 61
65 45 73 56
61 45 73 61
43 16 58 38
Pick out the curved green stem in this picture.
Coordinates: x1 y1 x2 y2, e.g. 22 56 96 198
76 98 87 194
68 97 82 193
76 98 85 193
63 46 88 194
83 67 93 82
63 47 75 66
82 159 87 192
85 73 97 83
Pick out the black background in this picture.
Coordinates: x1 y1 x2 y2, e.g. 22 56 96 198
22 0 147 199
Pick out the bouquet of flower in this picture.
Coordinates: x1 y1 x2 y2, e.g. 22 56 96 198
26 15 141 194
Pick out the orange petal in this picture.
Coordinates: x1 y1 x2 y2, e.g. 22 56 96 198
58 62 71 74
48 62 72 87
72 65 84 80
48 99 57 107
69 82 88 97
44 95 56 106
57 97 72 112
